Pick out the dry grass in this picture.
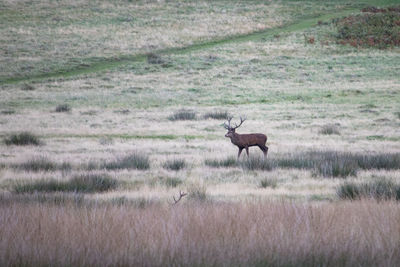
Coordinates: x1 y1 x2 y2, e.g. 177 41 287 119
1 199 400 266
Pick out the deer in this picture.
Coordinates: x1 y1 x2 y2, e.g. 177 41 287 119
224 116 268 159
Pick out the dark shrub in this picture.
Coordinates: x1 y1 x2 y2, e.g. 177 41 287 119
4 132 42 146
335 8 400 48
55 104 71 112
163 159 186 171
168 109 196 121
1 110 15 115
103 153 150 170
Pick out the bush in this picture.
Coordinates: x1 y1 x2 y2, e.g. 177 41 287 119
335 7 400 48
4 132 42 146
337 179 400 200
205 157 237 168
163 159 186 171
203 110 229 120
168 109 196 121
13 173 117 193
319 124 340 135
55 104 71 112
103 153 150 170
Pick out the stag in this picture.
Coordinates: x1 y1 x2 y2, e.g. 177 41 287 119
224 117 268 159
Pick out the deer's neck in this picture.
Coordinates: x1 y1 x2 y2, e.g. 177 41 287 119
230 132 242 146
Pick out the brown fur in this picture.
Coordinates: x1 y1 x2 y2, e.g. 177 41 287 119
225 129 268 158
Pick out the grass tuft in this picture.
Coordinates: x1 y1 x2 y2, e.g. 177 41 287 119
168 109 196 121
103 153 150 170
203 110 229 120
259 177 278 189
55 104 71 112
13 157 71 172
240 156 275 171
163 177 183 188
163 159 186 171
319 124 340 135
21 83 35 91
4 132 42 146
188 183 207 201
337 179 400 200
13 173 117 194
205 157 237 168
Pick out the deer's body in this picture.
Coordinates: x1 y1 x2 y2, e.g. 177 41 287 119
224 117 268 159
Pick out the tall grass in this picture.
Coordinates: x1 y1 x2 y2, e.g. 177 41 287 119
168 109 196 121
1 200 400 266
13 173 117 193
337 179 400 200
205 152 400 177
103 153 150 170
4 132 42 146
163 159 186 171
12 157 71 172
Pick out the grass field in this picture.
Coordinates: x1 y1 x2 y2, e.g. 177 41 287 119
1 0 400 266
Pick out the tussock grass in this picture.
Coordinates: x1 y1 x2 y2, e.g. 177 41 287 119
12 157 71 172
146 53 164 64
188 183 207 201
2 201 400 266
103 153 150 170
168 109 196 121
319 124 340 135
163 177 183 188
55 104 71 112
163 159 186 171
21 83 35 91
13 173 117 194
203 110 229 120
205 157 237 168
4 132 42 146
240 156 275 171
259 177 278 189
1 110 15 115
337 179 400 200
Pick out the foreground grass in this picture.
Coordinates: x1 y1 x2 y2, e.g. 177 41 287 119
1 200 400 266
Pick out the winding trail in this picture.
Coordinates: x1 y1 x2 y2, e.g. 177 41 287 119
1 0 395 85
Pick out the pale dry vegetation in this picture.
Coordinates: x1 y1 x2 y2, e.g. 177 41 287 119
1 0 400 265
1 200 400 266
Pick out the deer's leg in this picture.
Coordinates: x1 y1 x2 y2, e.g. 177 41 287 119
245 146 249 157
237 147 243 159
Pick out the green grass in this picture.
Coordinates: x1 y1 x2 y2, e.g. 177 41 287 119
168 110 197 121
205 157 237 168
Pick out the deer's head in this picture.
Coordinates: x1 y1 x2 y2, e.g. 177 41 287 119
223 116 246 138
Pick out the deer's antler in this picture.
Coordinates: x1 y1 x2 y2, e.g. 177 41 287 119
223 116 233 130
173 190 187 204
232 116 246 130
